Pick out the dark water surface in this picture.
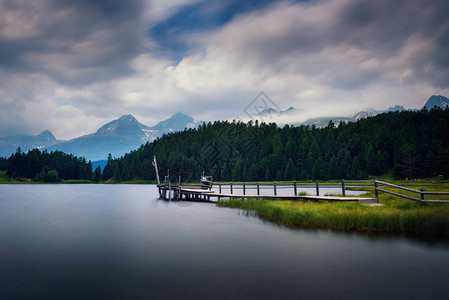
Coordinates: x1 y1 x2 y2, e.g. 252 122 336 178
0 185 448 299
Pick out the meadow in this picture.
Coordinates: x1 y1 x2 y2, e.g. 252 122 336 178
217 179 449 238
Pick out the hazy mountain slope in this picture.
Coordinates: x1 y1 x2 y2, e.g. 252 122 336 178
45 113 198 161
0 130 59 158
152 111 195 133
423 95 449 109
45 115 154 161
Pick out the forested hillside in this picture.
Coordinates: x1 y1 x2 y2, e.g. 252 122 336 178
5 148 92 181
103 108 449 182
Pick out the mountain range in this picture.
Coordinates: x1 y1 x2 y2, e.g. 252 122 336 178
304 95 448 127
0 112 202 161
258 106 298 116
0 130 61 158
0 95 447 161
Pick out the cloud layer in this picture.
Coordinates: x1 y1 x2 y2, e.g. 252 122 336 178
0 0 448 139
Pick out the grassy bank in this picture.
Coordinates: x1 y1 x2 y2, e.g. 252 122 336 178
217 183 449 238
0 170 35 184
64 179 94 184
118 179 156 184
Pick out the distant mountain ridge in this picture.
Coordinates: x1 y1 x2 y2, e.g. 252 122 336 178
45 112 200 161
0 112 201 160
423 95 449 110
0 130 60 158
303 96 449 127
258 106 299 116
153 111 196 133
353 105 406 121
95 114 156 141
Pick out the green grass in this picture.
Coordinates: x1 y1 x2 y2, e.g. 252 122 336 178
64 179 94 184
217 182 449 238
120 179 156 184
0 170 36 184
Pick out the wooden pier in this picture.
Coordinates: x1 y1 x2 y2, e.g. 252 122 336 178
152 157 449 205
157 181 378 204
153 156 378 204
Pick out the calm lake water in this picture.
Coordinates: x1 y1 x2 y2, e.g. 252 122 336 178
0 184 448 299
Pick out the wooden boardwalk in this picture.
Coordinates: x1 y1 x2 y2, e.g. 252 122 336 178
157 184 378 204
152 156 449 205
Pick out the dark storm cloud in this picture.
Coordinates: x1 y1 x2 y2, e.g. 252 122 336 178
55 0 142 19
0 0 146 86
204 0 449 90
333 0 449 88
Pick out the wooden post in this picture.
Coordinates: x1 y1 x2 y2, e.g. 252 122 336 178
374 181 379 202
316 180 319 196
219 184 222 194
420 189 424 201
294 180 297 196
274 182 277 196
168 169 171 200
152 156 161 186
177 175 181 200
257 183 260 195
230 182 233 194
243 183 246 195
341 179 345 197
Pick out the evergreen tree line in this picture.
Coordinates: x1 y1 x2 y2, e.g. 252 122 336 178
103 107 449 182
0 157 7 170
5 148 92 181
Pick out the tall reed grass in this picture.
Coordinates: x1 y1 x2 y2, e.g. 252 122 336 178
217 190 449 237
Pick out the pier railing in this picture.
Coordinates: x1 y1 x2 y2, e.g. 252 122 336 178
158 178 449 204
213 180 372 197
374 180 449 203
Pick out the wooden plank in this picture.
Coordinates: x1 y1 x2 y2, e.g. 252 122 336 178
180 188 215 193
178 189 376 202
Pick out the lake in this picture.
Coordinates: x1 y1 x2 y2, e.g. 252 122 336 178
0 184 448 299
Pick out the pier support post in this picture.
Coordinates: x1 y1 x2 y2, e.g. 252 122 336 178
294 181 297 196
243 183 246 195
257 183 260 196
219 184 222 194
316 180 319 196
374 181 379 202
341 179 345 197
230 183 233 194
274 182 277 196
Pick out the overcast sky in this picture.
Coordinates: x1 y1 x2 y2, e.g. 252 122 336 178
1 0 448 139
